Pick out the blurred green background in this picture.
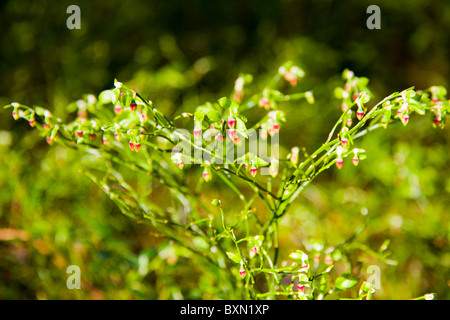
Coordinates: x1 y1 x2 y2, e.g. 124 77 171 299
0 0 449 299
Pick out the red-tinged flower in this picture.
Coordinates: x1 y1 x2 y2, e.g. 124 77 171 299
289 76 298 86
250 166 258 177
177 161 184 170
260 129 268 140
297 285 305 293
346 117 353 127
202 169 211 182
258 97 271 108
12 110 19 120
227 117 236 129
344 84 351 91
340 137 348 148
233 135 240 145
129 141 135 151
352 155 359 166
43 123 49 130
130 101 137 112
209 124 216 135
283 71 297 86
102 137 109 144
314 254 320 262
134 143 141 152
341 103 348 112
432 118 442 128
228 128 236 140
249 246 258 259
239 268 246 278
76 130 83 137
432 98 440 103
336 158 344 170
352 93 359 101
356 109 364 120
270 165 278 178
216 134 224 142
324 256 333 264
77 110 87 119
233 90 244 102
401 114 410 126
141 113 148 122
193 129 202 140
29 119 36 127
114 132 120 141
46 136 53 145
114 105 123 114
272 123 280 131
89 133 96 140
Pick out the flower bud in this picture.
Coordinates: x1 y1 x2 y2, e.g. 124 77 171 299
340 137 348 148
352 155 359 166
77 109 87 119
260 129 268 140
114 104 123 114
270 159 279 178
250 165 258 177
130 101 137 112
216 134 224 142
193 129 202 140
239 268 246 278
46 136 53 145
233 90 244 102
102 137 109 144
202 168 211 182
228 128 236 140
129 141 135 151
233 135 241 145
12 108 19 120
29 119 36 127
227 116 236 129
134 143 141 152
356 108 364 121
401 114 410 126
290 147 300 166
76 130 83 137
249 246 258 259
258 97 271 108
336 158 344 170
305 91 315 104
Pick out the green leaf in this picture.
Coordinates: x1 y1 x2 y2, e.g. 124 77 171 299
218 97 231 108
335 275 359 291
226 252 241 264
289 250 307 260
98 90 116 105
254 157 269 168
206 109 222 123
194 110 205 122
230 101 239 114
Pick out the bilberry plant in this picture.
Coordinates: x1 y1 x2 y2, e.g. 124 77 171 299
5 62 447 300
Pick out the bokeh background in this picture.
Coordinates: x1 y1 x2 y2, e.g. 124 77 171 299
0 0 449 299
